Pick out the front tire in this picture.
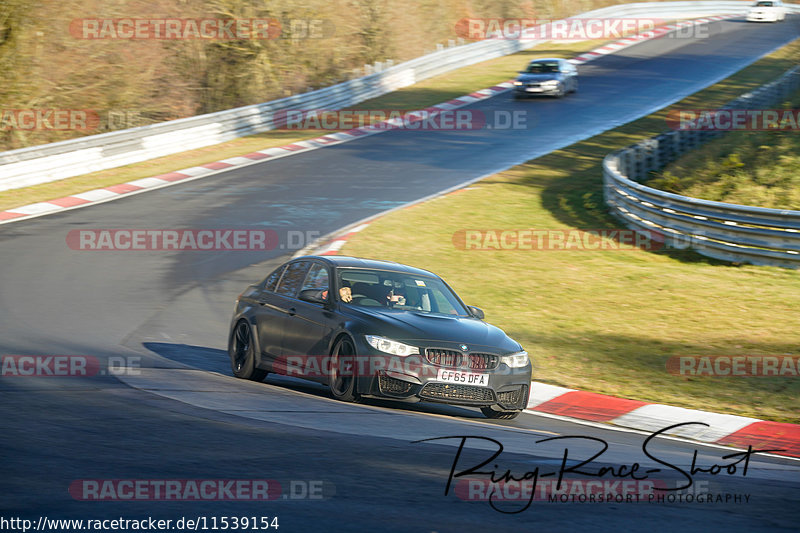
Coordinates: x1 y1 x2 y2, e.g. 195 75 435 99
481 406 522 420
329 336 360 403
229 320 268 381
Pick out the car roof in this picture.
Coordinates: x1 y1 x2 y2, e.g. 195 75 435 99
528 58 565 62
294 255 438 277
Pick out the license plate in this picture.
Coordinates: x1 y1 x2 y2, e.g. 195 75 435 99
526 87 543 92
436 368 489 387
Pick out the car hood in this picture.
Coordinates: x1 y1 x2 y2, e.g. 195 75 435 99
347 307 521 352
516 73 562 82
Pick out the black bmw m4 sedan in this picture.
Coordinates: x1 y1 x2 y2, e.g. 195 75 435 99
228 256 532 419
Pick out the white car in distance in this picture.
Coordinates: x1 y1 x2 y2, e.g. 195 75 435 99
746 0 787 22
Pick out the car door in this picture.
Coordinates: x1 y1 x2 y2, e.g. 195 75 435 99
247 264 287 363
280 262 337 383
254 260 311 365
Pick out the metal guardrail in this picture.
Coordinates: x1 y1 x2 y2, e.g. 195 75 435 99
603 66 800 269
0 1 762 192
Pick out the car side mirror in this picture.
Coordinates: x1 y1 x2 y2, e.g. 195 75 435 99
299 289 328 305
468 305 485 320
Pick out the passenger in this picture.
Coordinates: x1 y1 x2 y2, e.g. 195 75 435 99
339 281 353 303
339 286 353 302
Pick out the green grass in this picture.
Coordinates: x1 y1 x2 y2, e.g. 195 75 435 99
648 88 800 209
0 40 606 212
340 39 800 424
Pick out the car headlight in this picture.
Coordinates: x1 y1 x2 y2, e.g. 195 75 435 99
365 335 419 356
541 80 560 86
513 81 523 86
501 351 530 368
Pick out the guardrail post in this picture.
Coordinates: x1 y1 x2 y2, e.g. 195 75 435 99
603 157 615 206
617 150 627 177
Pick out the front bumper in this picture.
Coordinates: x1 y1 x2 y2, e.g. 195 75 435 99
746 13 778 21
355 340 532 410
514 84 561 96
378 375 530 410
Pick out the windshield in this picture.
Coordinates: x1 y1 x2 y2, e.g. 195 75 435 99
525 61 560 74
337 268 469 316
754 1 774 6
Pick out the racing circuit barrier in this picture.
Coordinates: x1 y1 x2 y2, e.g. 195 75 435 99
0 1 779 192
603 66 800 269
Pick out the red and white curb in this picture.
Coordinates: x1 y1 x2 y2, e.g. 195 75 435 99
0 15 742 226
526 382 800 458
312 223 374 255
0 89 510 226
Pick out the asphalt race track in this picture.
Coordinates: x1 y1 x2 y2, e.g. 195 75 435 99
1 17 799 532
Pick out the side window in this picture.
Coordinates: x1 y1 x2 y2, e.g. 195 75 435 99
301 264 330 292
300 264 330 300
263 265 286 292
275 261 311 298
